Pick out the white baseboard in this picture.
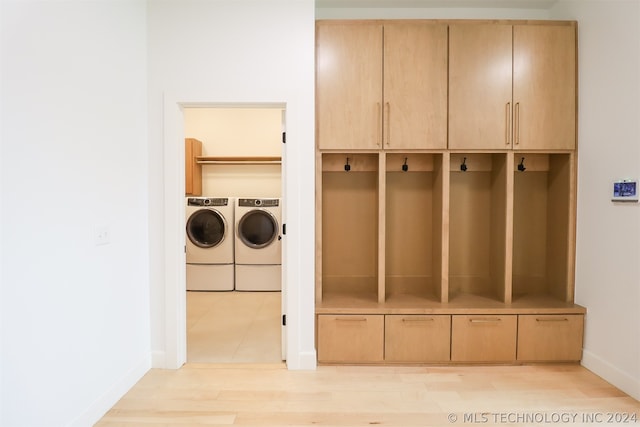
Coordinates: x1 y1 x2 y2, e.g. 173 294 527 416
582 349 640 401
151 350 166 368
286 350 317 370
67 353 151 427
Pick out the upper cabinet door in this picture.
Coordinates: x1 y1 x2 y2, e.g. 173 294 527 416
383 23 448 149
316 23 383 150
450 23 577 151
449 24 513 150
513 25 576 150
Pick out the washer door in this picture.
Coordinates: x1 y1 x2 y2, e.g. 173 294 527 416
238 210 278 249
186 209 227 248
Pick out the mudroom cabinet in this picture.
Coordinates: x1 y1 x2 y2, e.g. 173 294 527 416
449 23 576 150
315 19 584 365
316 21 448 150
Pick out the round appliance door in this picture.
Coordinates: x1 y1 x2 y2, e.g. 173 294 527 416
186 209 227 248
238 209 278 249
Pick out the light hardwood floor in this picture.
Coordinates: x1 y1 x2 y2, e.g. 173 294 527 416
187 291 282 363
96 363 639 426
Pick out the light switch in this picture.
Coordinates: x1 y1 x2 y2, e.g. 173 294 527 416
95 226 111 246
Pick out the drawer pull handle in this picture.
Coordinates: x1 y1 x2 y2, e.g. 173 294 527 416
469 318 502 323
336 318 367 322
402 318 435 322
536 318 569 322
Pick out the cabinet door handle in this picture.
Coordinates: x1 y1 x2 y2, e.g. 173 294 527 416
335 317 367 322
514 102 520 145
506 102 511 146
385 102 390 147
376 102 382 147
535 317 569 322
402 317 435 322
469 318 502 323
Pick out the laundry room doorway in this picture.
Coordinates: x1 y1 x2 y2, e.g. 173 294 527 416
183 105 286 364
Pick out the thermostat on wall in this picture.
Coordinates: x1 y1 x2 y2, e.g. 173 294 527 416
612 179 638 202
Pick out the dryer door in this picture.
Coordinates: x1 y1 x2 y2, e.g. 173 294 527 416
238 210 278 249
186 209 227 248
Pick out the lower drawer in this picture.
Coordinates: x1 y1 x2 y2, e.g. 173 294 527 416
317 314 384 363
517 314 584 361
451 315 517 362
385 315 451 362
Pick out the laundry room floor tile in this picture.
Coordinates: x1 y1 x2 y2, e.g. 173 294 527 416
187 291 282 363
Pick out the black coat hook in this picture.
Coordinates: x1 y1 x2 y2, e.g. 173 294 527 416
402 157 408 172
460 157 468 172
518 157 526 172
344 157 351 172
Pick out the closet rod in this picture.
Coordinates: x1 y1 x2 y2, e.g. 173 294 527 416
196 156 281 165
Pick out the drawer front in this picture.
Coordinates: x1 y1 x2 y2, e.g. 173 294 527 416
317 315 384 363
451 315 517 362
385 315 451 362
517 314 584 361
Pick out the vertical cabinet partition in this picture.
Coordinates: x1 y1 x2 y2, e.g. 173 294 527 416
316 19 584 365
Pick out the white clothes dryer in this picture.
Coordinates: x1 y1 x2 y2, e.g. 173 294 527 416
186 197 234 291
234 198 282 291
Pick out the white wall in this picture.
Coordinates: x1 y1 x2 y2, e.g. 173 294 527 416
550 0 640 400
147 0 316 369
0 1 150 426
316 5 550 19
184 107 282 197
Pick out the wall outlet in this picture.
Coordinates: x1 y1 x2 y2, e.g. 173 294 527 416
95 226 111 246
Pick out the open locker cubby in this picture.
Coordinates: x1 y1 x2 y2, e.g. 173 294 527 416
448 153 509 305
512 152 575 305
384 153 445 304
321 153 379 305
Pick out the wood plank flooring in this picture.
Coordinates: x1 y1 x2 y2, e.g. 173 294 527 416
95 363 639 426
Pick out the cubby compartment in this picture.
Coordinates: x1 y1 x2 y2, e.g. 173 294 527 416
384 154 445 304
321 153 379 305
448 153 509 304
512 153 575 304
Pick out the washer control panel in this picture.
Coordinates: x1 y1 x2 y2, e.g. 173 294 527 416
238 198 279 207
188 197 229 207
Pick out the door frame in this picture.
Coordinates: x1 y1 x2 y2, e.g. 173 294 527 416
161 96 292 368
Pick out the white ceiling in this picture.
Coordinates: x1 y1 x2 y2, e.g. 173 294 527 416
316 0 558 8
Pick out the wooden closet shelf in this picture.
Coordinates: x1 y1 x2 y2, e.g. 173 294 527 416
196 156 281 165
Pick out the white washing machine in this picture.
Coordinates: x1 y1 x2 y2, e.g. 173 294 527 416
186 197 234 291
234 198 282 291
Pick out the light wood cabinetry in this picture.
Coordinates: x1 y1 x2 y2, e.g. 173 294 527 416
385 315 451 362
316 23 382 150
383 23 448 149
316 21 447 150
517 314 583 361
317 315 384 363
449 23 576 150
315 19 584 366
451 315 517 362
185 138 202 196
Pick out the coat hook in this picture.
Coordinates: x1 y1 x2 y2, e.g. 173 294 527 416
518 157 526 172
402 157 408 172
460 157 468 172
344 157 351 172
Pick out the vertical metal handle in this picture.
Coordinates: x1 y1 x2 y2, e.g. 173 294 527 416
514 102 520 145
506 102 512 146
385 102 390 147
376 102 381 147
